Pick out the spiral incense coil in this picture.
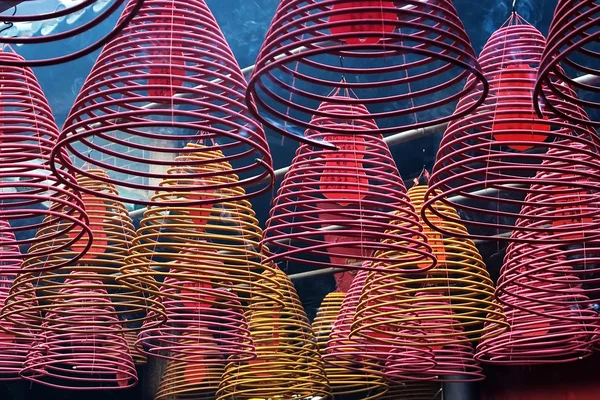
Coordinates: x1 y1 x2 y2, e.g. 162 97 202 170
535 1 600 127
423 13 600 243
155 333 224 400
51 0 273 206
19 275 138 390
262 97 435 273
247 0 486 148
217 268 331 400
314 291 388 399
0 1 143 67
381 382 442 400
326 268 434 384
119 144 282 312
0 49 92 271
1 169 166 335
135 270 255 363
124 331 147 366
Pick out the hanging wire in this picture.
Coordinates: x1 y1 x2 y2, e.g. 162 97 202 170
0 6 16 37
512 0 518 13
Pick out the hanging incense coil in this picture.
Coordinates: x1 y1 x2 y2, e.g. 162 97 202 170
155 333 224 400
247 0 486 148
0 1 143 66
124 331 147 366
315 291 388 399
52 0 273 205
217 268 331 400
1 169 166 335
423 13 600 243
262 97 435 273
19 273 138 390
381 382 442 400
329 268 435 383
0 49 91 271
535 1 600 127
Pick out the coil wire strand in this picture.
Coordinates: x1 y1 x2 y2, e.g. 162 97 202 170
262 97 435 273
326 268 435 383
217 268 331 400
51 0 273 206
19 273 138 390
313 291 388 399
246 0 487 148
0 222 38 381
380 382 442 400
0 169 166 335
0 0 144 67
423 13 600 243
154 333 224 400
535 1 600 127
0 49 92 271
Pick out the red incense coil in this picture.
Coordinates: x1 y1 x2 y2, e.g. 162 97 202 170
535 1 600 127
423 13 600 243
0 169 166 335
325 268 435 383
246 0 487 148
314 291 388 399
154 333 224 400
380 381 442 400
19 273 138 390
0 0 143 67
217 268 331 400
0 49 91 271
52 0 273 206
262 97 435 273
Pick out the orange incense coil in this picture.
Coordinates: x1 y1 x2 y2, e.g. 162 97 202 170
314 291 388 399
19 273 138 390
380 382 443 400
217 268 331 400
155 333 224 400
124 331 147 366
262 97 435 274
423 13 600 244
1 169 166 335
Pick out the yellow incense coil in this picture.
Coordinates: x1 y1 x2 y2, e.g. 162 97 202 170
217 268 331 400
380 382 442 400
352 185 507 347
124 331 147 366
155 333 224 400
1 169 166 335
313 292 387 399
119 143 282 310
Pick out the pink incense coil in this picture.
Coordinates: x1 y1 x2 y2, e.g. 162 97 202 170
385 292 484 382
262 97 435 273
19 274 137 389
52 0 273 206
0 1 143 67
0 49 91 271
534 1 600 127
246 0 487 149
325 269 435 383
136 269 255 363
423 14 600 243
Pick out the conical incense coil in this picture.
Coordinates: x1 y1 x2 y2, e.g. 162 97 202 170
380 382 442 400
155 333 224 400
423 13 600 243
262 98 435 273
247 0 486 148
535 1 600 127
124 331 147 366
0 223 38 381
314 291 388 399
328 268 435 383
135 268 255 363
52 0 273 205
0 49 91 271
19 273 138 390
0 1 143 67
119 144 282 311
217 268 331 400
1 169 166 335
358 184 506 345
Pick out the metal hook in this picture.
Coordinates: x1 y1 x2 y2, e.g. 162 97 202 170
0 6 17 37
512 0 518 13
